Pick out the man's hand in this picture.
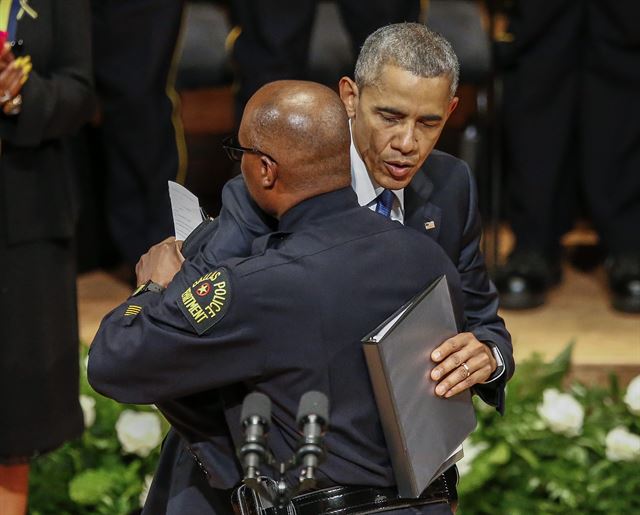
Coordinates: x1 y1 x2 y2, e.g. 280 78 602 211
135 237 185 288
430 332 497 398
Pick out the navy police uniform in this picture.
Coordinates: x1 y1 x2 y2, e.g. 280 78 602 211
89 187 464 514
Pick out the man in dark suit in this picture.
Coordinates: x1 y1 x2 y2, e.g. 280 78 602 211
90 80 467 514
204 23 513 410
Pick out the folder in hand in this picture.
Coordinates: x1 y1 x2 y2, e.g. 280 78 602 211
362 275 476 498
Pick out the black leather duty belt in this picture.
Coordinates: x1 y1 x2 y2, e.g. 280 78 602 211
262 473 453 515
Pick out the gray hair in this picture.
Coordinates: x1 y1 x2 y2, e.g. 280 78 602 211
354 23 460 98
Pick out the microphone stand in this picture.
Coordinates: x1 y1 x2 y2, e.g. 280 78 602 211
239 391 329 508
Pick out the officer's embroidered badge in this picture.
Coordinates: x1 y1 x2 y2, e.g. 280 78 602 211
124 305 142 317
177 268 231 334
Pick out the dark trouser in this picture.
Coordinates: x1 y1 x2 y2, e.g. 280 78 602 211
503 0 640 256
92 0 186 265
231 0 421 120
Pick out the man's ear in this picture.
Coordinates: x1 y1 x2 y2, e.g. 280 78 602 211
260 156 277 188
445 96 459 120
339 77 359 118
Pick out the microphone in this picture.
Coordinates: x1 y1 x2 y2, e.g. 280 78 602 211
239 392 272 482
295 391 329 486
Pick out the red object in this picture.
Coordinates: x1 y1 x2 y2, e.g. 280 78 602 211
196 282 211 297
0 31 7 47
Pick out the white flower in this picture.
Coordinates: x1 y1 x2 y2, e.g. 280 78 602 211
457 439 489 477
79 395 96 428
115 410 163 457
624 375 640 415
605 426 640 462
537 388 584 437
139 474 154 507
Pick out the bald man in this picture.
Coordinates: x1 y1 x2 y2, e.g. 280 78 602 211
89 81 464 514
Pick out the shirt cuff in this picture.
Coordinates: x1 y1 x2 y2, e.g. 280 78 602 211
481 345 505 384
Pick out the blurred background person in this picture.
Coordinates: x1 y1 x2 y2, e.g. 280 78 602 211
0 1 94 514
230 0 421 121
91 0 186 279
496 0 640 313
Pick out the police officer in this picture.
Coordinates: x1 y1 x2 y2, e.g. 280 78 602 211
89 81 466 514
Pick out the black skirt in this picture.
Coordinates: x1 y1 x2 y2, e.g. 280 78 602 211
0 237 84 461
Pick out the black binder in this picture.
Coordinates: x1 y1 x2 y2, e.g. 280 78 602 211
362 275 476 498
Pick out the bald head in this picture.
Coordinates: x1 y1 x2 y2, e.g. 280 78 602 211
239 81 351 213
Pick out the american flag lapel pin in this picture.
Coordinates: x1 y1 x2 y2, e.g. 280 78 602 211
424 220 436 230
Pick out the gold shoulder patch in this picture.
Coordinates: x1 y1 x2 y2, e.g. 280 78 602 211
177 268 231 335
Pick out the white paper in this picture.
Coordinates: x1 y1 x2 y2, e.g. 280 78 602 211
449 444 463 460
370 303 412 341
168 181 203 240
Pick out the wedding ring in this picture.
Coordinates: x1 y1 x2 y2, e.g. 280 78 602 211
461 362 470 378
0 90 11 104
4 94 22 115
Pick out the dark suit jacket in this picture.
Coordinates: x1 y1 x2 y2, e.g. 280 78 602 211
0 0 94 245
404 150 513 410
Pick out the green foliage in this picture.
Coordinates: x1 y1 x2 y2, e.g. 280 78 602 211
27 345 640 514
458 344 640 515
69 468 122 505
28 347 166 515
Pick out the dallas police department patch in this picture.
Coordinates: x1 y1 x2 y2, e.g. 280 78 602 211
177 268 231 335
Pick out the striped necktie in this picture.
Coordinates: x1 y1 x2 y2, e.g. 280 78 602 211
375 189 394 218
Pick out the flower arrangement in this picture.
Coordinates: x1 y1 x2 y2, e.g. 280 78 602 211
28 351 167 515
457 344 640 514
27 345 639 514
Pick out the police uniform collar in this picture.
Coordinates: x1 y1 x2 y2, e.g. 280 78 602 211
278 187 358 232
251 231 290 254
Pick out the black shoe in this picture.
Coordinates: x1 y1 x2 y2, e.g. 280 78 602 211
494 251 562 310
606 253 640 314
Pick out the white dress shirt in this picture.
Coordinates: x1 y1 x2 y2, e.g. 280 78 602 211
350 139 405 223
